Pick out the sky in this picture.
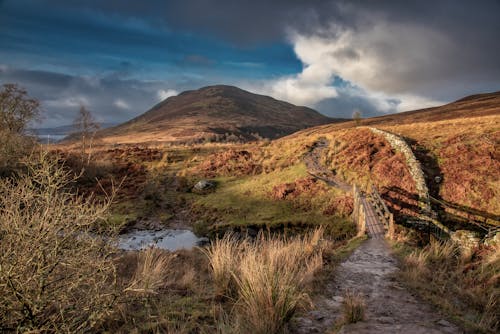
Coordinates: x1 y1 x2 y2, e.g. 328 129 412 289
0 0 499 127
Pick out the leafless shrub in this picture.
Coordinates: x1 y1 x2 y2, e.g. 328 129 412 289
0 151 118 332
72 104 100 166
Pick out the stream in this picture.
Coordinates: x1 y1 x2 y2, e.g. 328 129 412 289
118 229 208 251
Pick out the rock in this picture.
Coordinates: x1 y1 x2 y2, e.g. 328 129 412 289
193 180 216 192
378 316 395 324
437 319 453 327
196 237 210 246
484 231 500 246
310 310 325 321
450 230 481 250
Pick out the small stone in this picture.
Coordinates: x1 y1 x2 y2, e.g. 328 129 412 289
193 180 216 192
197 237 210 246
378 316 394 324
437 319 453 327
310 310 325 321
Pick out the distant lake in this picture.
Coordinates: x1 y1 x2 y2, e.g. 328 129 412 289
35 134 67 143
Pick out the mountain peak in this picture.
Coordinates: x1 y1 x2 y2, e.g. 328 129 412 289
99 85 341 144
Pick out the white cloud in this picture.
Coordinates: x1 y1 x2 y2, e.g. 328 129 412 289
157 89 178 101
253 20 447 113
113 98 130 110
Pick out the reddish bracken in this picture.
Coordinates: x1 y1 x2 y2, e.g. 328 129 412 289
439 133 499 214
197 149 262 177
270 178 324 200
322 195 354 217
332 129 418 218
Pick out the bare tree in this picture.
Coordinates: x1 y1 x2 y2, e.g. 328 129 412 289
0 84 41 173
72 105 100 165
352 110 362 126
0 83 40 133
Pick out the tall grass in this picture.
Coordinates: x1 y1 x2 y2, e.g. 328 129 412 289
399 239 500 332
202 233 242 297
125 248 175 295
341 290 366 324
203 228 325 334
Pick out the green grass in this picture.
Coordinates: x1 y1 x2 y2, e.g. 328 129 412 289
331 235 367 262
191 163 355 236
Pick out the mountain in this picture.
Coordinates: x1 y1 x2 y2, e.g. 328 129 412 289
362 91 500 126
98 85 339 144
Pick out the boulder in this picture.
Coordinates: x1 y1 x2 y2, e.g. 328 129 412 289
193 180 216 192
484 231 500 247
451 230 481 250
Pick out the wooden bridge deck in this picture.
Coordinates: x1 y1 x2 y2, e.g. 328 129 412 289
361 196 386 239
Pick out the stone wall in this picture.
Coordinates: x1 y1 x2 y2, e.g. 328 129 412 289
368 127 432 215
368 127 454 238
368 127 498 247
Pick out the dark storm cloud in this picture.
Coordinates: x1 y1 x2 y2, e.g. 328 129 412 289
316 94 381 119
1 0 499 123
0 66 193 127
37 0 500 99
40 0 341 43
42 0 500 48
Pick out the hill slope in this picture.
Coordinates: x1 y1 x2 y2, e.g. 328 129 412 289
284 91 499 217
365 90 500 126
99 85 337 144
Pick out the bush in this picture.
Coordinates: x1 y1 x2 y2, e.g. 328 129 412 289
0 152 118 332
0 129 36 176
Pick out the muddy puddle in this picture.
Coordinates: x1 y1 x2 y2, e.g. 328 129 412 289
118 229 207 251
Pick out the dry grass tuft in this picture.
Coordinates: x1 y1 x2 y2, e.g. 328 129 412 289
203 228 325 334
125 248 175 295
201 233 242 297
398 239 500 332
341 290 366 324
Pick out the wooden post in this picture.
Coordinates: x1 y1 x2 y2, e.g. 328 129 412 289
359 204 366 236
388 213 394 239
352 184 359 229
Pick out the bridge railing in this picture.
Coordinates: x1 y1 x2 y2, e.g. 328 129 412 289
352 185 366 236
368 185 395 239
369 185 450 241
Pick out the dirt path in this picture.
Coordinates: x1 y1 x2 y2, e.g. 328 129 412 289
293 237 461 333
303 138 351 192
293 139 462 333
